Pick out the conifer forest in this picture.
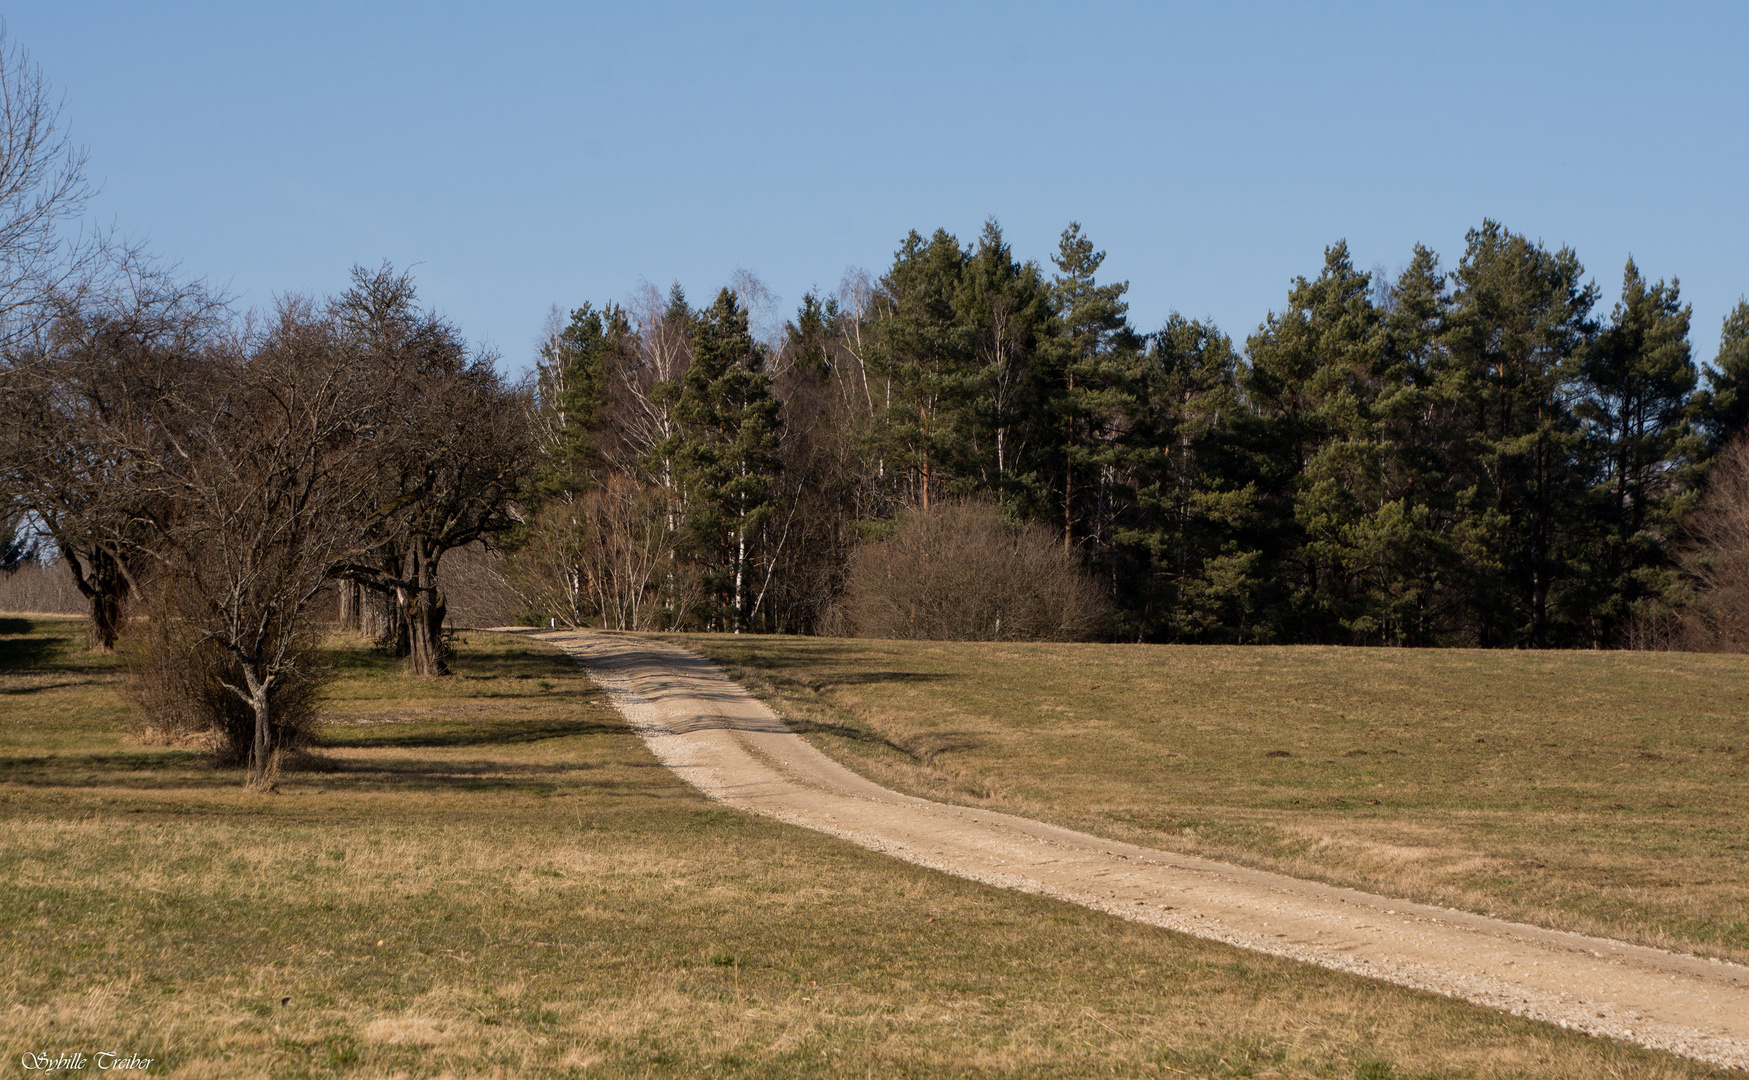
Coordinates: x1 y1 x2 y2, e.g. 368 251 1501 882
521 218 1749 649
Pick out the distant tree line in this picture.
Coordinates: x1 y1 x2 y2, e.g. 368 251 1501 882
517 219 1749 649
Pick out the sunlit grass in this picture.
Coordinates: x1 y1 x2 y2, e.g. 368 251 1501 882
677 635 1749 964
0 616 1730 1078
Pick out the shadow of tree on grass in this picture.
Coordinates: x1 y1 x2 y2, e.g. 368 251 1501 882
316 716 617 750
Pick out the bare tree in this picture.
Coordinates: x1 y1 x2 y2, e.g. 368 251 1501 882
109 298 383 783
332 265 536 676
1680 435 1749 649
508 474 678 630
834 267 882 422
728 267 783 355
0 554 81 612
0 261 226 647
617 281 692 478
433 541 525 627
0 25 120 634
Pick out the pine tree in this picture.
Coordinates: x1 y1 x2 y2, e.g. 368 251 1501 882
1116 315 1257 641
1583 261 1699 527
867 229 978 509
955 220 1054 505
532 302 628 500
1575 260 1701 638
1241 241 1386 641
1370 246 1468 645
1442 220 1597 646
1047 223 1139 556
672 288 783 631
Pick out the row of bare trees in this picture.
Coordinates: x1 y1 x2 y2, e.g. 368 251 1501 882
0 261 532 781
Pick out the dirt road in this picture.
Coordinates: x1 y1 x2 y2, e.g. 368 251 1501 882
529 629 1749 1071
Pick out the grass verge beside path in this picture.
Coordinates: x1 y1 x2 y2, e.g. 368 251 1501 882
0 616 1730 1078
675 634 1749 966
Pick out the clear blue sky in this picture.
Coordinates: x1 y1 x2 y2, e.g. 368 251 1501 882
10 2 1747 370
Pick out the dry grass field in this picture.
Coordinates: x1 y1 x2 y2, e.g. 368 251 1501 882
679 635 1749 966
0 616 1734 1078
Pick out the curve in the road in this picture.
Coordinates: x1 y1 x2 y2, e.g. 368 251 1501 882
524 629 1749 1071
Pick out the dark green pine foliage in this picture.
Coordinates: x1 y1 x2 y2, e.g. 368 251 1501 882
1241 242 1389 642
787 291 837 384
1700 299 1749 457
532 302 629 500
954 220 1056 508
640 284 694 503
1370 246 1470 645
1114 315 1258 641
1047 223 1140 555
1576 261 1701 637
1441 220 1597 647
672 288 783 632
868 229 979 508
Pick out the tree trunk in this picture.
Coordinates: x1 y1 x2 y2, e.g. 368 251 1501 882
1064 372 1075 553
247 679 274 788
403 548 449 677
733 522 745 634
404 590 448 676
65 548 128 651
344 581 400 646
338 579 361 631
87 588 124 652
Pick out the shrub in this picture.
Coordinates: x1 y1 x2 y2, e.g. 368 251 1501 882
129 583 326 766
837 500 1108 641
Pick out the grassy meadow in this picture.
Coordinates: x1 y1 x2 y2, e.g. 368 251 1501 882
678 635 1749 965
0 616 1735 1078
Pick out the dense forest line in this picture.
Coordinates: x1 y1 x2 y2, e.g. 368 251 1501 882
517 219 1749 648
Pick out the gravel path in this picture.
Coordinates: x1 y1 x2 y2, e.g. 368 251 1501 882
528 629 1749 1071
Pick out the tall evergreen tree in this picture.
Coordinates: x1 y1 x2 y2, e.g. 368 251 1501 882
1370 245 1469 644
868 229 978 510
671 288 783 631
1583 261 1699 530
532 302 629 500
1442 220 1596 646
1047 223 1139 555
955 220 1054 506
1116 315 1257 641
1575 261 1700 638
1242 241 1387 641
